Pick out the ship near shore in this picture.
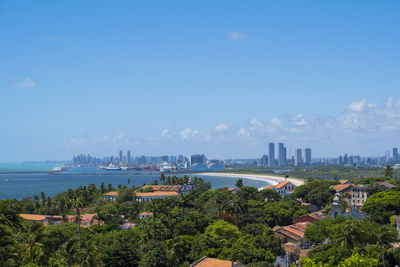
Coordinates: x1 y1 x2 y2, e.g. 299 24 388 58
99 164 158 171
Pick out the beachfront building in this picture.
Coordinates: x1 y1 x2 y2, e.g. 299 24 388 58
263 181 296 196
103 191 119 201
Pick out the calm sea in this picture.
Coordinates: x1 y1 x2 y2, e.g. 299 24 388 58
0 165 271 199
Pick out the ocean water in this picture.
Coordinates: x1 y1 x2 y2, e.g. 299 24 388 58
0 166 271 199
0 163 61 172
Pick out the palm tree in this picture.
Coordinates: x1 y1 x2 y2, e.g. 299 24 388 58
384 165 394 179
336 220 366 249
0 199 22 229
21 222 48 265
71 197 84 242
374 225 398 267
225 195 245 226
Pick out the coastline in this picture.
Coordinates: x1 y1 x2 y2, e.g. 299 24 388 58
196 172 305 187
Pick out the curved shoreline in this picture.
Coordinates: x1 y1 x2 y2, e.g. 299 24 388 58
196 172 305 187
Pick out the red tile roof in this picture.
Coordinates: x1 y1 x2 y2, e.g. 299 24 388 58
140 212 153 216
331 184 353 192
263 185 275 190
275 181 290 189
141 185 181 192
191 256 242 267
104 191 119 196
19 214 47 221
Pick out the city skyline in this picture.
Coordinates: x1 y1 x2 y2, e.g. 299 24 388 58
1 1 400 161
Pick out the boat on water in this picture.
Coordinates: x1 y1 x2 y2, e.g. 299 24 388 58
100 164 122 171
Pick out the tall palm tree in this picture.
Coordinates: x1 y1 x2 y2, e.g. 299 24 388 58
21 222 48 265
225 195 245 226
384 165 394 179
71 197 84 242
374 225 398 267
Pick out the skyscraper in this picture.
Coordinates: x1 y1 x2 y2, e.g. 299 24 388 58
268 143 275 167
191 154 207 165
127 150 131 164
119 150 123 163
295 149 303 166
304 148 312 165
393 148 399 162
278 143 286 166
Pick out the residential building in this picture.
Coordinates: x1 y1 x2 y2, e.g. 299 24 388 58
67 214 103 227
350 185 368 206
103 191 119 201
139 212 154 219
190 256 245 267
268 143 275 167
273 222 311 244
377 181 396 188
331 184 354 196
264 181 296 196
136 191 179 202
292 211 325 224
339 180 353 185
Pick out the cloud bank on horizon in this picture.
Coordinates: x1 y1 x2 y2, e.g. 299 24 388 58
61 97 400 159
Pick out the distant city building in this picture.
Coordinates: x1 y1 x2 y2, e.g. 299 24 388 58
119 150 123 163
304 148 312 166
393 148 399 162
161 155 169 163
191 154 207 165
278 143 287 166
127 150 131 164
295 149 303 166
261 155 269 167
268 143 275 167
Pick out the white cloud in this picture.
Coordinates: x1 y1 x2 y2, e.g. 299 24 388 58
180 128 200 139
112 132 124 144
215 123 229 132
13 77 36 88
161 129 170 137
348 99 367 112
238 127 250 138
228 31 246 40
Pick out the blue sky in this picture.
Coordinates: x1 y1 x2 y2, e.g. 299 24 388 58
1 1 400 161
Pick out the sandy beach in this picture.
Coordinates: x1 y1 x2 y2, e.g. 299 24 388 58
197 172 305 187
